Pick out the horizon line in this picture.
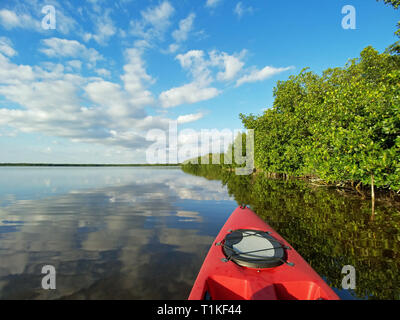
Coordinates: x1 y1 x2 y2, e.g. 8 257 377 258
0 163 182 167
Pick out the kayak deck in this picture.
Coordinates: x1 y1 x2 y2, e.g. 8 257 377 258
189 206 339 300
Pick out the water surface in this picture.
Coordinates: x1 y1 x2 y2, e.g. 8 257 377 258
1 166 399 300
0 167 236 299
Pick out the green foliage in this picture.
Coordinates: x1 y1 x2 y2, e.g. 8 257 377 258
241 47 400 191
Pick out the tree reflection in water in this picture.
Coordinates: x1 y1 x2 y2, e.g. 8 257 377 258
182 165 400 300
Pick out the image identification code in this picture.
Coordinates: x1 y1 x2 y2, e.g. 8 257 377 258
156 304 242 317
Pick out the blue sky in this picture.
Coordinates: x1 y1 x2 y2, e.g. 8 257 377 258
0 0 399 163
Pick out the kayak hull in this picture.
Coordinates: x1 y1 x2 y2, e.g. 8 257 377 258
188 206 339 300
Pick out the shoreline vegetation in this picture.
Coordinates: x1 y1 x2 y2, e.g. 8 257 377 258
238 45 400 196
0 163 182 167
182 50 400 202
183 2 400 208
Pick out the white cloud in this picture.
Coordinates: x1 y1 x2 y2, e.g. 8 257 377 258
159 49 221 107
206 0 223 8
34 62 65 80
0 9 40 30
121 47 155 107
40 38 82 57
40 38 103 67
0 76 82 113
210 50 246 81
0 9 19 28
0 5 76 35
0 53 35 84
176 50 212 84
159 48 247 107
130 1 175 41
0 37 17 57
218 55 244 81
0 1 293 161
176 49 246 83
164 13 196 55
67 60 82 71
0 50 166 153
172 13 195 42
236 65 294 86
234 2 254 18
142 1 175 29
133 39 152 50
166 43 180 53
84 10 117 45
176 50 205 68
177 112 204 124
51 6 78 35
95 68 111 78
85 80 142 118
94 22 116 44
159 83 219 108
83 32 93 42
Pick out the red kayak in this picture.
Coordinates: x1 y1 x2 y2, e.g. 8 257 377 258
189 206 339 300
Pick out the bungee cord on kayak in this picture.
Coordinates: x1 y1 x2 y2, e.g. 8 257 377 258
221 229 292 269
189 206 340 300
217 230 294 268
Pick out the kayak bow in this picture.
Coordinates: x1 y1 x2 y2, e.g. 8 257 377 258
189 206 339 300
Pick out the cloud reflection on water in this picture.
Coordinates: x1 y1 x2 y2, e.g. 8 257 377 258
0 167 235 299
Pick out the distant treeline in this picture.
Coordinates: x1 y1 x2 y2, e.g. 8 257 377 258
0 163 181 167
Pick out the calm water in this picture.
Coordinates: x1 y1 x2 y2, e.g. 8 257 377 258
0 167 399 299
0 167 236 299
